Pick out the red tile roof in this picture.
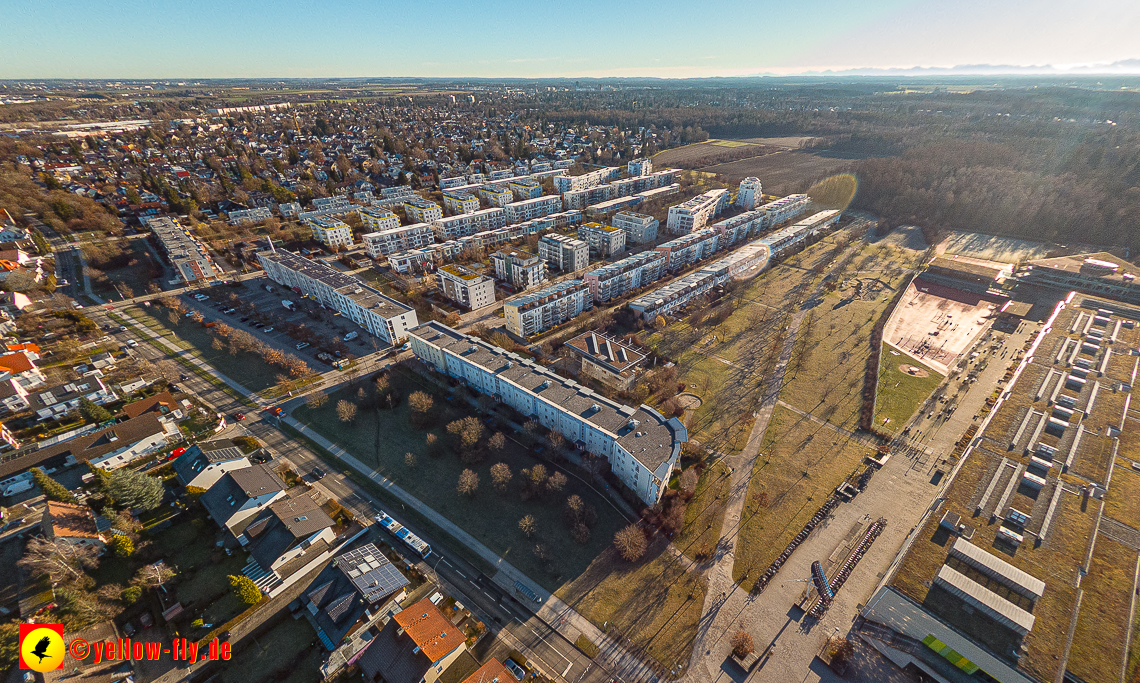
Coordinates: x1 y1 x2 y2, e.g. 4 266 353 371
393 598 466 662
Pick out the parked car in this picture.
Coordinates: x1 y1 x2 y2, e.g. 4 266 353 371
262 327 274 333
311 467 326 480
296 342 310 350
233 413 245 421
504 660 525 681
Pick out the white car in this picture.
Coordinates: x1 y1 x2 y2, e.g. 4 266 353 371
296 342 310 350
262 327 274 333
127 339 138 348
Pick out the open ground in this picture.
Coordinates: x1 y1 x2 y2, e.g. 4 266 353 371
882 278 1001 375
700 150 858 194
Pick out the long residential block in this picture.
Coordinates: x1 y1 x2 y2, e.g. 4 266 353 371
431 208 507 240
408 321 687 505
257 249 418 344
666 188 729 235
504 195 562 224
362 223 435 258
503 279 592 337
582 249 668 303
145 216 219 284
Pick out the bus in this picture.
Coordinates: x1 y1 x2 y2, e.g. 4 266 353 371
374 509 432 558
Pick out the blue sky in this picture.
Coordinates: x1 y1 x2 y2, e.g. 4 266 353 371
3 0 1139 79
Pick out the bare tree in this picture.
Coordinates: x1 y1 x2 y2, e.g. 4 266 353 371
409 391 433 413
306 390 329 409
404 452 417 468
549 431 566 452
518 514 537 537
614 525 647 562
546 471 568 493
457 469 479 497
336 400 358 422
490 462 512 491
731 630 754 658
488 432 506 453
679 468 699 498
154 359 182 383
19 536 100 584
131 561 175 588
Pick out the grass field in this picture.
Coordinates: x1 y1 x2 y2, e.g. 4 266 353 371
701 150 856 193
874 352 944 433
651 140 770 169
222 618 321 683
291 370 626 592
674 461 731 562
123 304 279 392
555 540 707 673
732 406 873 590
1066 535 1137 683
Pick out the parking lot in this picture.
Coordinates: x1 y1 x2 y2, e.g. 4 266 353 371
178 276 393 368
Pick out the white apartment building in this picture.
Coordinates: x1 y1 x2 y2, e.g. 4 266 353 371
491 249 547 291
504 195 562 224
432 208 507 240
309 217 354 250
736 177 763 210
508 179 543 200
437 264 496 310
145 216 219 284
630 239 773 320
666 188 729 235
552 167 619 194
503 280 592 337
228 207 272 225
655 228 722 273
578 222 627 258
362 223 435 258
612 211 659 244
408 322 687 506
478 185 514 208
313 196 353 212
562 185 615 210
582 249 668 302
442 191 480 215
380 186 417 201
403 198 443 224
627 159 653 177
257 249 419 344
759 193 811 228
357 207 400 232
278 202 301 217
439 176 466 190
538 234 589 273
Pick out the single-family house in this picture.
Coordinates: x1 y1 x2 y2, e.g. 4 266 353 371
42 500 107 549
358 598 468 683
33 377 116 419
239 493 337 590
173 438 250 490
302 542 410 651
200 465 287 533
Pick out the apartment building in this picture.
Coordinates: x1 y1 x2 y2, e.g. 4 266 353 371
439 176 466 190
308 217 354 250
538 234 589 273
736 177 763 210
357 207 400 232
442 190 480 215
612 211 659 244
503 279 592 337
656 228 722 272
145 216 218 284
577 222 627 258
408 322 687 505
562 185 614 211
228 207 272 225
666 188 729 235
627 158 653 177
491 249 546 291
582 249 668 303
759 193 811 228
552 167 619 194
257 249 419 344
504 195 562 224
313 196 353 212
608 169 678 197
381 186 417 201
403 197 443 224
432 207 507 240
478 185 514 208
564 331 646 391
508 179 543 200
362 223 435 259
437 264 496 310
630 240 772 320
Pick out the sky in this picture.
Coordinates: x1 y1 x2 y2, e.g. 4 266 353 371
3 0 1140 79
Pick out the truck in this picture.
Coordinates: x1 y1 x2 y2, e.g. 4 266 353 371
282 300 296 312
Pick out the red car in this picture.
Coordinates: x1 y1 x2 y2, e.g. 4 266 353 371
233 413 245 421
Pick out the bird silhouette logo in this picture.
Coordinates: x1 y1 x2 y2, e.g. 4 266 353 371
19 624 65 672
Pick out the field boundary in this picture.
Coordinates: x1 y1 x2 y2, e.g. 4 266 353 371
862 274 915 433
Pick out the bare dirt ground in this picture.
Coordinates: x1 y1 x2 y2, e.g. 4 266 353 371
730 136 817 148
939 231 1052 263
652 140 775 168
868 225 928 252
883 279 1001 375
700 150 856 192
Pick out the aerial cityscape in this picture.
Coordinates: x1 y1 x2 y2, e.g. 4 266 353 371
0 5 1139 683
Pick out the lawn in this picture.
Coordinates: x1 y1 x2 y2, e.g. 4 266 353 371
1105 457 1140 526
1066 535 1137 683
874 351 944 433
733 406 873 590
291 368 626 592
122 304 279 392
222 618 321 683
87 238 161 299
556 540 707 674
674 461 731 562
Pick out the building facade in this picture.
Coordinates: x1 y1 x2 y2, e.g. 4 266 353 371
582 249 668 302
612 211 659 244
357 207 400 232
437 264 496 310
736 177 763 210
442 191 480 215
409 322 687 505
403 198 443 223
491 249 546 291
309 217 354 250
666 188 729 235
578 222 628 258
432 208 507 240
257 249 419 344
508 179 543 200
538 234 589 273
627 158 653 177
504 195 562 224
503 280 592 337
362 223 435 259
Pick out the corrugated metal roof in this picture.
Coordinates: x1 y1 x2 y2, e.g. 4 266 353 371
935 565 1036 634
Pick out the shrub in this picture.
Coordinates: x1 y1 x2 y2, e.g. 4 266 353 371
121 586 142 605
110 536 134 558
31 468 76 503
228 575 262 606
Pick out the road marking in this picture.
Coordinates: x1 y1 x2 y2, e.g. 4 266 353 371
562 663 573 677
455 570 465 578
483 590 495 599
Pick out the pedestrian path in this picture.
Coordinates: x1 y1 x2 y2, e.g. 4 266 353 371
281 416 661 683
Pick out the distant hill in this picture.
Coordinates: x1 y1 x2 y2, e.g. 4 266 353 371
759 59 1140 77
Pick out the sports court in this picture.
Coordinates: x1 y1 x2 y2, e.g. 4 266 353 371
883 277 1003 374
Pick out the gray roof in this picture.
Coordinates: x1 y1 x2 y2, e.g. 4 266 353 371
200 464 285 526
303 542 408 648
950 538 1046 599
172 439 247 485
358 620 433 683
935 565 1036 634
0 413 165 480
244 493 334 569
